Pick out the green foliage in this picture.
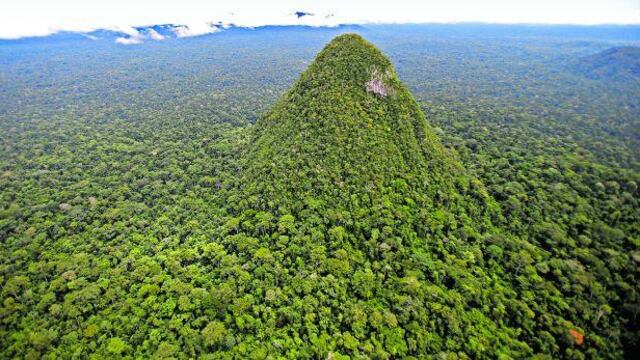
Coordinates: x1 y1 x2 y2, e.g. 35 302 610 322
107 337 128 355
202 321 226 348
0 27 638 359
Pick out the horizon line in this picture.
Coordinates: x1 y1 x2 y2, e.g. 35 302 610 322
2 21 640 41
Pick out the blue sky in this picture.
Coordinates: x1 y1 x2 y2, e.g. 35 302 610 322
1 0 639 39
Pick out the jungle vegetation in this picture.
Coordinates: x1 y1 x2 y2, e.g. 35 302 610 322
1 25 639 359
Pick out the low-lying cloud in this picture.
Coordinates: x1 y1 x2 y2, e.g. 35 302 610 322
171 23 219 38
147 29 165 41
114 26 167 45
115 36 143 45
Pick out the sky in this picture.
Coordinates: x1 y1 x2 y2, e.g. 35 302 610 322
1 0 639 39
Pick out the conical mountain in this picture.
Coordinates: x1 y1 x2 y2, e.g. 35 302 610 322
241 34 494 225
219 34 536 358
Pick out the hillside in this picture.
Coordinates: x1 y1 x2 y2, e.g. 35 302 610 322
577 46 640 79
241 34 488 216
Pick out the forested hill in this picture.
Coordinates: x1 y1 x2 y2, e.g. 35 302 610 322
240 34 483 215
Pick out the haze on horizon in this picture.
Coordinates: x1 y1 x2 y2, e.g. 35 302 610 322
1 0 639 39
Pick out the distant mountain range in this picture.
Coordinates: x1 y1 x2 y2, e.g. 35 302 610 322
0 23 363 45
2 23 640 46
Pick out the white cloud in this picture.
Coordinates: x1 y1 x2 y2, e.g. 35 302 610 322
112 26 167 45
147 29 165 41
0 0 638 39
114 26 141 38
113 26 144 45
115 36 143 45
171 23 219 38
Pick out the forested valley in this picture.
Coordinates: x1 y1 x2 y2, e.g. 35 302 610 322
1 25 639 359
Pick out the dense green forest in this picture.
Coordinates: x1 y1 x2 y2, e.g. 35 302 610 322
1 25 639 359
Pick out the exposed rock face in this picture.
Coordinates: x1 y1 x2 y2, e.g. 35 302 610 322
365 68 391 97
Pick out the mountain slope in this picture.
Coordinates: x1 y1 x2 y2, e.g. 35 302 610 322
577 46 640 79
